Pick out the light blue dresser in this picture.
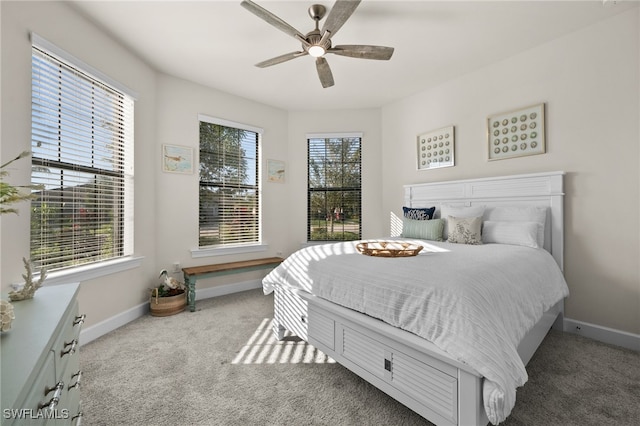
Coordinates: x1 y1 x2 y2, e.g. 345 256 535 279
1 283 84 425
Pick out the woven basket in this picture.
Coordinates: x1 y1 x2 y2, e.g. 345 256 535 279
356 241 423 258
149 289 186 317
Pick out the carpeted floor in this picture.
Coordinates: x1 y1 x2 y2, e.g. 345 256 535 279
80 289 640 425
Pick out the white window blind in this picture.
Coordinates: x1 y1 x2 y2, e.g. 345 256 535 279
307 135 362 241
198 115 261 247
30 43 134 272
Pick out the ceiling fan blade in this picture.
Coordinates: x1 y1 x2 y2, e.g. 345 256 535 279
329 45 394 60
241 0 304 39
315 57 334 88
321 0 361 38
255 51 308 68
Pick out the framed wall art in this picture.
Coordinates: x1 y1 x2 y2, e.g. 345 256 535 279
266 159 286 183
488 103 545 161
162 144 194 174
417 125 455 170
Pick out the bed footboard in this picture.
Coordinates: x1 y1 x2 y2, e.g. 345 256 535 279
273 284 488 426
272 284 561 425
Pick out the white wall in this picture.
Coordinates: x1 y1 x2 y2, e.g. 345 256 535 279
0 1 376 331
381 9 640 335
0 1 158 329
2 1 637 341
154 74 289 289
287 109 384 248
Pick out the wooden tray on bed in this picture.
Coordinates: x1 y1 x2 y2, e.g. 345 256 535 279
356 241 423 258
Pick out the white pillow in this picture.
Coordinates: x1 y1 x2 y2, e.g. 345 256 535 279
482 221 540 248
440 204 486 240
483 206 547 247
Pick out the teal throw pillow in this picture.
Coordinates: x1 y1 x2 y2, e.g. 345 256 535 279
401 218 444 241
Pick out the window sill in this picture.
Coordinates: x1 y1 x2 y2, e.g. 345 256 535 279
41 256 145 287
190 243 269 258
301 241 342 248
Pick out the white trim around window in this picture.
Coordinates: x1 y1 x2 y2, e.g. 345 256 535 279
306 132 363 139
190 243 269 258
30 32 138 100
39 256 144 287
198 114 264 135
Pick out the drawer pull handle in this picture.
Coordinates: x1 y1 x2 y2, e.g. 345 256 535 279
69 370 83 390
39 381 64 410
62 339 78 357
73 314 86 326
72 411 83 424
301 315 306 323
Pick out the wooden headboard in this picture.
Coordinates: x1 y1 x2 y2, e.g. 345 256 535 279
403 171 565 270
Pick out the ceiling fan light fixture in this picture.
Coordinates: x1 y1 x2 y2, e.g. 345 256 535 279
308 45 325 57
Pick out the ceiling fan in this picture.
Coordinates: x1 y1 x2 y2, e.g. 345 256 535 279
240 0 394 88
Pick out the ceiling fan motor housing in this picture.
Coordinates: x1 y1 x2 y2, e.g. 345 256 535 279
304 30 331 55
308 4 327 21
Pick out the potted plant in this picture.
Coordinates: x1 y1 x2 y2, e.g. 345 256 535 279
149 270 187 317
1 151 44 332
1 151 40 214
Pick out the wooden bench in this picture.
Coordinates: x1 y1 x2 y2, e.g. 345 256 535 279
182 257 284 312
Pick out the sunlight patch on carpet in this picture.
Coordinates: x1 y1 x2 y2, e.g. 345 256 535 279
232 318 335 365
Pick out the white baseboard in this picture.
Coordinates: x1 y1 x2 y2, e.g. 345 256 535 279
563 317 640 351
80 301 148 346
80 279 262 346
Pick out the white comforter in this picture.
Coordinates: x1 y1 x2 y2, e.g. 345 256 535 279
262 239 569 424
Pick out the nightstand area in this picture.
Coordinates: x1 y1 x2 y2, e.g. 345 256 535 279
1 283 84 425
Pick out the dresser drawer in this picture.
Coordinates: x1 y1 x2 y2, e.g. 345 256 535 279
51 300 81 378
60 351 82 425
19 351 57 425
0 284 82 426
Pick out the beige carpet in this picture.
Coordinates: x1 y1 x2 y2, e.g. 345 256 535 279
80 289 640 425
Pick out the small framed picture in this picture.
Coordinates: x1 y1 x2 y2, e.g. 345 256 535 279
266 159 285 183
162 144 193 174
487 103 545 161
417 126 455 170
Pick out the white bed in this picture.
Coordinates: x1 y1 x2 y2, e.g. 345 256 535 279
263 172 568 426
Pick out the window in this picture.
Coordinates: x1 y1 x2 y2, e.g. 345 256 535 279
30 36 135 272
307 133 362 241
198 115 261 248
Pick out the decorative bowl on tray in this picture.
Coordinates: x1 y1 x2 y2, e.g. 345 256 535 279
356 241 423 258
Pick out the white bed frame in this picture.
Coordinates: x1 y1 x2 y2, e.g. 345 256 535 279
271 172 566 426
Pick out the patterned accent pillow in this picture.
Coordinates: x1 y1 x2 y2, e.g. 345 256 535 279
401 218 444 241
447 216 483 245
403 206 436 220
440 204 486 239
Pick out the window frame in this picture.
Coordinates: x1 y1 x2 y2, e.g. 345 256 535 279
307 132 363 242
30 33 137 275
195 114 264 256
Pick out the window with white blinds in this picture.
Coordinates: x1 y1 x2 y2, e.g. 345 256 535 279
198 115 261 248
307 134 362 241
30 42 134 272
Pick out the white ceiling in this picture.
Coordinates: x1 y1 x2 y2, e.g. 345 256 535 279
69 0 637 111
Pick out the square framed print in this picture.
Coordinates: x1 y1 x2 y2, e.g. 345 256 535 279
488 103 545 161
417 125 455 170
162 144 194 174
266 159 285 183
